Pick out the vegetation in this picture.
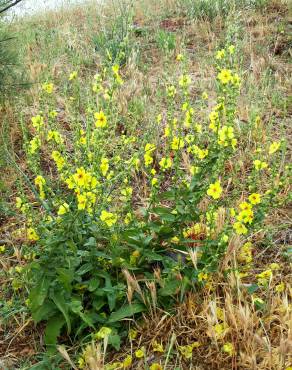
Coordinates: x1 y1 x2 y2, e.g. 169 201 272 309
0 0 291 369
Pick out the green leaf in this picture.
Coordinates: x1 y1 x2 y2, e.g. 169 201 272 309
56 268 74 292
44 314 65 348
107 303 145 323
159 279 181 296
108 333 121 350
50 291 71 334
32 300 57 323
29 275 50 313
84 237 96 247
76 263 93 276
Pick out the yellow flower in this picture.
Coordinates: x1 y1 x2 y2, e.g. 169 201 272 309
151 177 158 186
100 158 109 176
150 364 162 370
269 141 280 155
257 269 272 285
152 340 164 353
49 110 58 118
233 221 248 235
47 130 63 144
248 193 261 205
35 175 46 188
238 242 253 264
198 272 208 282
253 159 268 171
216 49 225 60
237 209 254 224
178 342 200 359
207 180 222 200
275 282 285 293
73 167 87 187
179 74 191 88
167 85 176 97
77 194 87 210
42 82 54 94
230 208 236 217
176 53 184 61
128 328 138 340
171 136 184 150
94 110 107 128
228 45 235 54
214 322 229 338
69 71 78 80
27 227 39 241
135 347 145 359
31 115 44 129
57 203 69 215
217 69 232 84
239 202 252 211
222 342 235 355
0 245 6 253
52 151 65 170
123 355 132 368
159 157 172 170
100 210 118 227
202 91 208 100
94 326 112 339
270 262 280 270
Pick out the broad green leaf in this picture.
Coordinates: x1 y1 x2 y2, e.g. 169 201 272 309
50 291 71 334
107 303 145 323
32 300 57 323
29 275 50 313
159 279 181 296
44 314 65 347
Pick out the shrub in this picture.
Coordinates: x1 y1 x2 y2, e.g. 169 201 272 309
15 45 287 351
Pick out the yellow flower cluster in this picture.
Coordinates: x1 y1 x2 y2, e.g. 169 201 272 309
207 180 223 200
144 143 156 167
34 175 46 199
100 210 117 227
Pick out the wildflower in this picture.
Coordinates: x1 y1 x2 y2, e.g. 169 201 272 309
257 269 272 285
214 322 229 338
152 341 164 353
95 110 107 128
123 355 132 368
228 45 235 54
216 49 225 60
31 115 44 129
150 364 162 370
248 193 261 205
233 221 248 235
52 150 65 170
69 71 78 80
176 53 184 61
232 73 241 86
27 227 39 241
237 209 254 224
47 130 63 144
73 167 87 187
270 263 280 270
57 203 69 216
151 177 158 186
198 272 208 282
77 194 87 210
269 141 280 155
128 328 138 340
95 326 112 339
42 82 54 94
239 202 252 211
230 208 236 217
222 342 235 355
0 245 6 253
171 136 184 150
167 85 176 97
49 110 58 118
159 157 172 170
217 69 232 84
178 342 201 359
100 210 118 227
238 242 253 264
179 74 191 88
275 282 285 292
253 159 268 171
100 158 109 176
202 91 208 100
207 180 222 200
135 347 145 359
144 143 156 166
